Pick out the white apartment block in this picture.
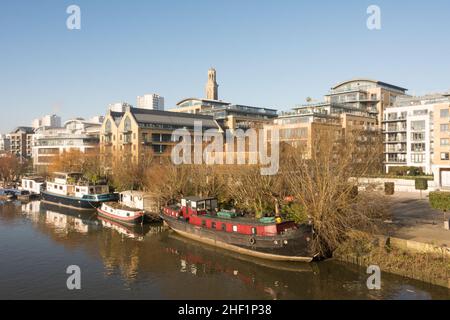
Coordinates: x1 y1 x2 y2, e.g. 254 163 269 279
0 134 10 153
32 114 61 129
108 102 132 113
383 93 450 183
32 118 102 173
136 94 164 111
384 103 434 174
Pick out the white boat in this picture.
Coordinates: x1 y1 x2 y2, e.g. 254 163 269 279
97 201 145 225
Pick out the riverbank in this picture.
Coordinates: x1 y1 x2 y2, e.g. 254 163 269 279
334 231 450 289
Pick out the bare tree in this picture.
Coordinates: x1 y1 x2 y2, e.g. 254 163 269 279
283 128 387 256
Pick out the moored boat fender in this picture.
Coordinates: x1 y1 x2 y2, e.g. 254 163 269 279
249 237 256 245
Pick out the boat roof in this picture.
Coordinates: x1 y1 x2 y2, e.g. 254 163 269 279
120 190 147 196
183 196 217 202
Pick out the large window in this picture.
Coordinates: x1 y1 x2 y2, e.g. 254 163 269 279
124 117 132 132
441 139 449 146
440 109 449 118
411 132 425 141
411 120 425 131
411 143 425 152
440 124 449 132
105 120 112 133
411 154 424 163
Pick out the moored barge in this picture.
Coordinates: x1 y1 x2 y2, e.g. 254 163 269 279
161 197 317 262
41 172 118 211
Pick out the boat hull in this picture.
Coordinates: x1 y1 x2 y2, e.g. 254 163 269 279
97 206 144 226
41 191 117 211
161 214 316 262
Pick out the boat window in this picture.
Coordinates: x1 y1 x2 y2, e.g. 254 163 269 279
211 222 216 229
232 225 238 232
211 199 218 210
202 220 206 227
251 227 257 235
197 201 205 210
221 224 226 232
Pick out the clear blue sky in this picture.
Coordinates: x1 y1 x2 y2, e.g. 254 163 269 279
1 0 450 132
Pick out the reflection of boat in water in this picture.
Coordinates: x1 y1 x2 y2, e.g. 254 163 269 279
166 231 316 274
98 216 153 241
163 232 316 300
41 201 100 233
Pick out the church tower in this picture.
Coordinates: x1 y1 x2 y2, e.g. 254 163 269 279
205 68 219 100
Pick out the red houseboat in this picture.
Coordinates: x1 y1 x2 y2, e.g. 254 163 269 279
161 197 318 262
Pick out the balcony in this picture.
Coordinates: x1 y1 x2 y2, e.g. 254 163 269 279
385 159 407 164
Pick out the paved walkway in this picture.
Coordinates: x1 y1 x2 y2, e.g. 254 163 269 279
386 192 450 247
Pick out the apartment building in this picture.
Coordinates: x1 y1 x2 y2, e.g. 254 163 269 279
266 104 377 158
32 114 61 129
32 118 102 173
382 93 450 188
137 94 165 111
8 127 34 159
0 134 10 154
303 79 408 127
100 106 220 167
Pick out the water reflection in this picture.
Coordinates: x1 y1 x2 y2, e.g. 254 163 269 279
0 201 449 300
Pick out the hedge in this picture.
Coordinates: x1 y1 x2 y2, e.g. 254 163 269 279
429 192 450 211
415 178 428 191
387 166 425 177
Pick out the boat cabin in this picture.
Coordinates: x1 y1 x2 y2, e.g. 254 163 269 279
163 197 297 237
21 176 45 194
181 196 219 215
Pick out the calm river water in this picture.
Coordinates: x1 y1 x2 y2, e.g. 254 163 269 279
0 201 449 300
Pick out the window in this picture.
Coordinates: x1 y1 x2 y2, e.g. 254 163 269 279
441 124 449 132
221 224 226 232
211 222 216 229
411 154 424 163
441 153 449 161
441 139 449 146
411 120 425 131
202 220 206 227
411 143 425 152
251 227 257 235
440 109 449 118
232 225 238 232
124 117 132 132
105 120 112 133
411 132 425 141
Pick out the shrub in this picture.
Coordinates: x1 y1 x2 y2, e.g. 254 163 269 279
415 178 428 191
429 192 450 212
384 182 395 195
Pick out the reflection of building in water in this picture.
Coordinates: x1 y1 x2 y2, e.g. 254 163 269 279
45 210 90 234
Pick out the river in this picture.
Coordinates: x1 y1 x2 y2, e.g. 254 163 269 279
0 200 449 300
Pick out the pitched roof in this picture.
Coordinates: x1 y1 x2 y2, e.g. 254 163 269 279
129 107 219 129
